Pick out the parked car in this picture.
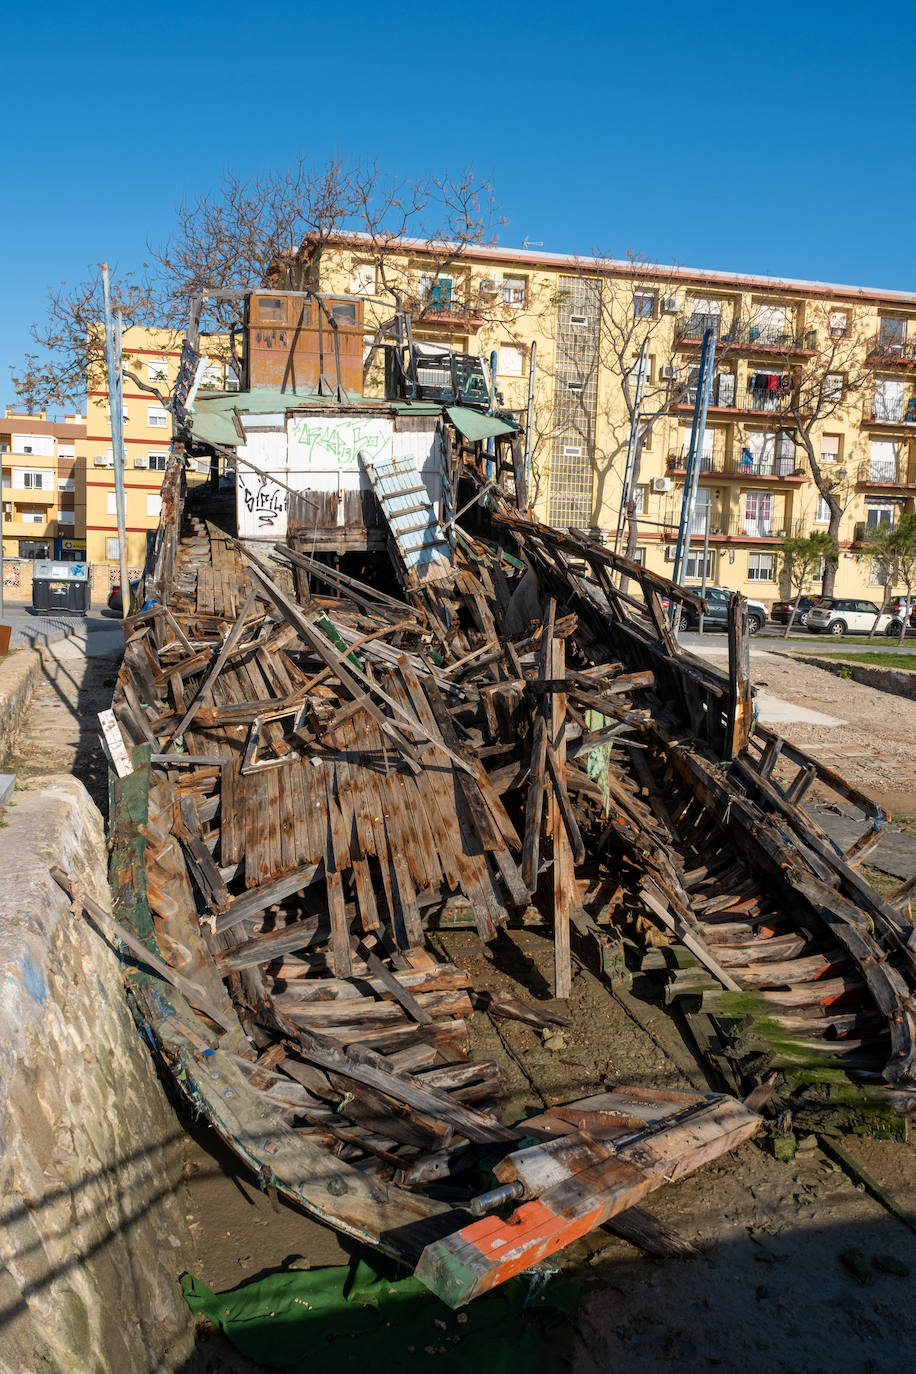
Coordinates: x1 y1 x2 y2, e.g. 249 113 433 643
661 585 768 634
884 597 916 638
770 595 817 627
805 597 891 636
106 579 142 617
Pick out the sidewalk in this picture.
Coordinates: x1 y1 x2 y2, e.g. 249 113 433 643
1 604 115 652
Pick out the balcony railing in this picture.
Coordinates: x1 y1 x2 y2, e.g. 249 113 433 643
862 396 916 425
866 335 916 364
667 446 804 479
854 519 897 544
676 319 816 353
857 456 916 486
662 509 803 540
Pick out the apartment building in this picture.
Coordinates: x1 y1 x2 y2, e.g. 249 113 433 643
0 406 86 560
310 238 916 603
79 326 229 569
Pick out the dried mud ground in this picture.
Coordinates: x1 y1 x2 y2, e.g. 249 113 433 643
181 927 916 1374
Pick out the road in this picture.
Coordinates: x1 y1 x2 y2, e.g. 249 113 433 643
0 603 118 651
679 625 916 654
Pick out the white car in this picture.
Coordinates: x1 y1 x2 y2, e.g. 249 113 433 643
805 597 891 636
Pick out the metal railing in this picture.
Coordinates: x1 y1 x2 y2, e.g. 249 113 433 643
862 396 916 425
857 456 916 486
854 519 897 544
866 334 916 363
662 509 803 540
676 319 816 351
667 447 803 479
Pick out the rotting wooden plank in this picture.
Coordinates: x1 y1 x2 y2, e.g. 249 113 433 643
522 597 556 891
551 632 573 1000
213 861 323 936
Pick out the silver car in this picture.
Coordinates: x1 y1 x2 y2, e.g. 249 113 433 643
806 597 891 636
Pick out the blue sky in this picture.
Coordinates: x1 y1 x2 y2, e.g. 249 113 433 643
3 1 914 408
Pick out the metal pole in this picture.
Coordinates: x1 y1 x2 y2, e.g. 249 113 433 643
523 340 537 496
486 349 498 480
672 325 717 592
101 264 130 614
613 341 648 556
698 503 712 633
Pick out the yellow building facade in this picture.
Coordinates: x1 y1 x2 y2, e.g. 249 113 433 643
312 239 916 605
78 327 228 572
1 406 86 560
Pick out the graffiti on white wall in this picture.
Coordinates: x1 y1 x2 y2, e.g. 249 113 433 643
238 472 288 537
289 416 392 471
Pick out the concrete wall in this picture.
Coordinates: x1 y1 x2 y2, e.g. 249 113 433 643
0 775 194 1373
796 653 916 701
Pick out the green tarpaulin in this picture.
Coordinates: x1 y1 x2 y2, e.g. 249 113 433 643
446 406 520 442
182 1258 578 1374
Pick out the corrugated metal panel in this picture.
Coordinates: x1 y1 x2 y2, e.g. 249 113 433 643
360 451 453 583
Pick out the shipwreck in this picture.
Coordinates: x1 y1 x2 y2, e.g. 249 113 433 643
82 289 916 1307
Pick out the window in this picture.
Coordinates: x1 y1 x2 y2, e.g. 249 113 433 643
148 405 169 428
18 540 50 558
828 310 849 338
566 381 584 393
865 498 897 530
871 558 892 586
256 297 285 322
824 373 844 401
628 355 652 388
874 377 904 421
146 494 162 517
147 451 168 471
420 275 453 312
879 316 906 347
816 495 830 523
106 537 120 560
57 509 75 525
684 550 714 580
58 477 75 492
349 262 377 296
498 344 524 378
22 506 45 524
569 314 589 328
57 445 75 460
744 491 773 536
107 492 118 515
632 484 647 514
147 359 169 384
630 547 646 566
199 363 224 390
752 303 789 344
634 291 656 320
502 276 527 307
748 552 776 581
20 470 45 489
106 400 129 422
330 301 358 327
562 444 582 457
686 297 722 334
870 438 899 481
820 433 841 464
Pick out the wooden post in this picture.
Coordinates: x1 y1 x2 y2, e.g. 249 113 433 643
725 594 751 760
551 632 572 999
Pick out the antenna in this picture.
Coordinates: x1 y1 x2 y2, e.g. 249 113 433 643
522 237 544 249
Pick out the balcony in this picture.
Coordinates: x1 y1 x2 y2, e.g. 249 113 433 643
856 456 916 488
3 517 57 539
853 520 896 545
866 335 916 365
661 508 803 541
675 318 817 356
672 385 794 417
861 396 916 428
666 445 807 482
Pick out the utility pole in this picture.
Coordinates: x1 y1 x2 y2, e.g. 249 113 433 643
672 325 717 597
101 264 130 615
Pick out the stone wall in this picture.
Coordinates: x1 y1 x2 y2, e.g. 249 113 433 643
796 653 916 702
0 775 194 1373
0 644 47 766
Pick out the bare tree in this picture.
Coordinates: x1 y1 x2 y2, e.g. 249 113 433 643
862 514 916 645
16 157 509 408
776 306 877 596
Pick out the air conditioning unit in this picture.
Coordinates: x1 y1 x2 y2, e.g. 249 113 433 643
651 476 672 493
665 544 677 560
479 278 499 294
662 297 681 313
660 365 680 380
134 455 148 468
93 455 111 467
